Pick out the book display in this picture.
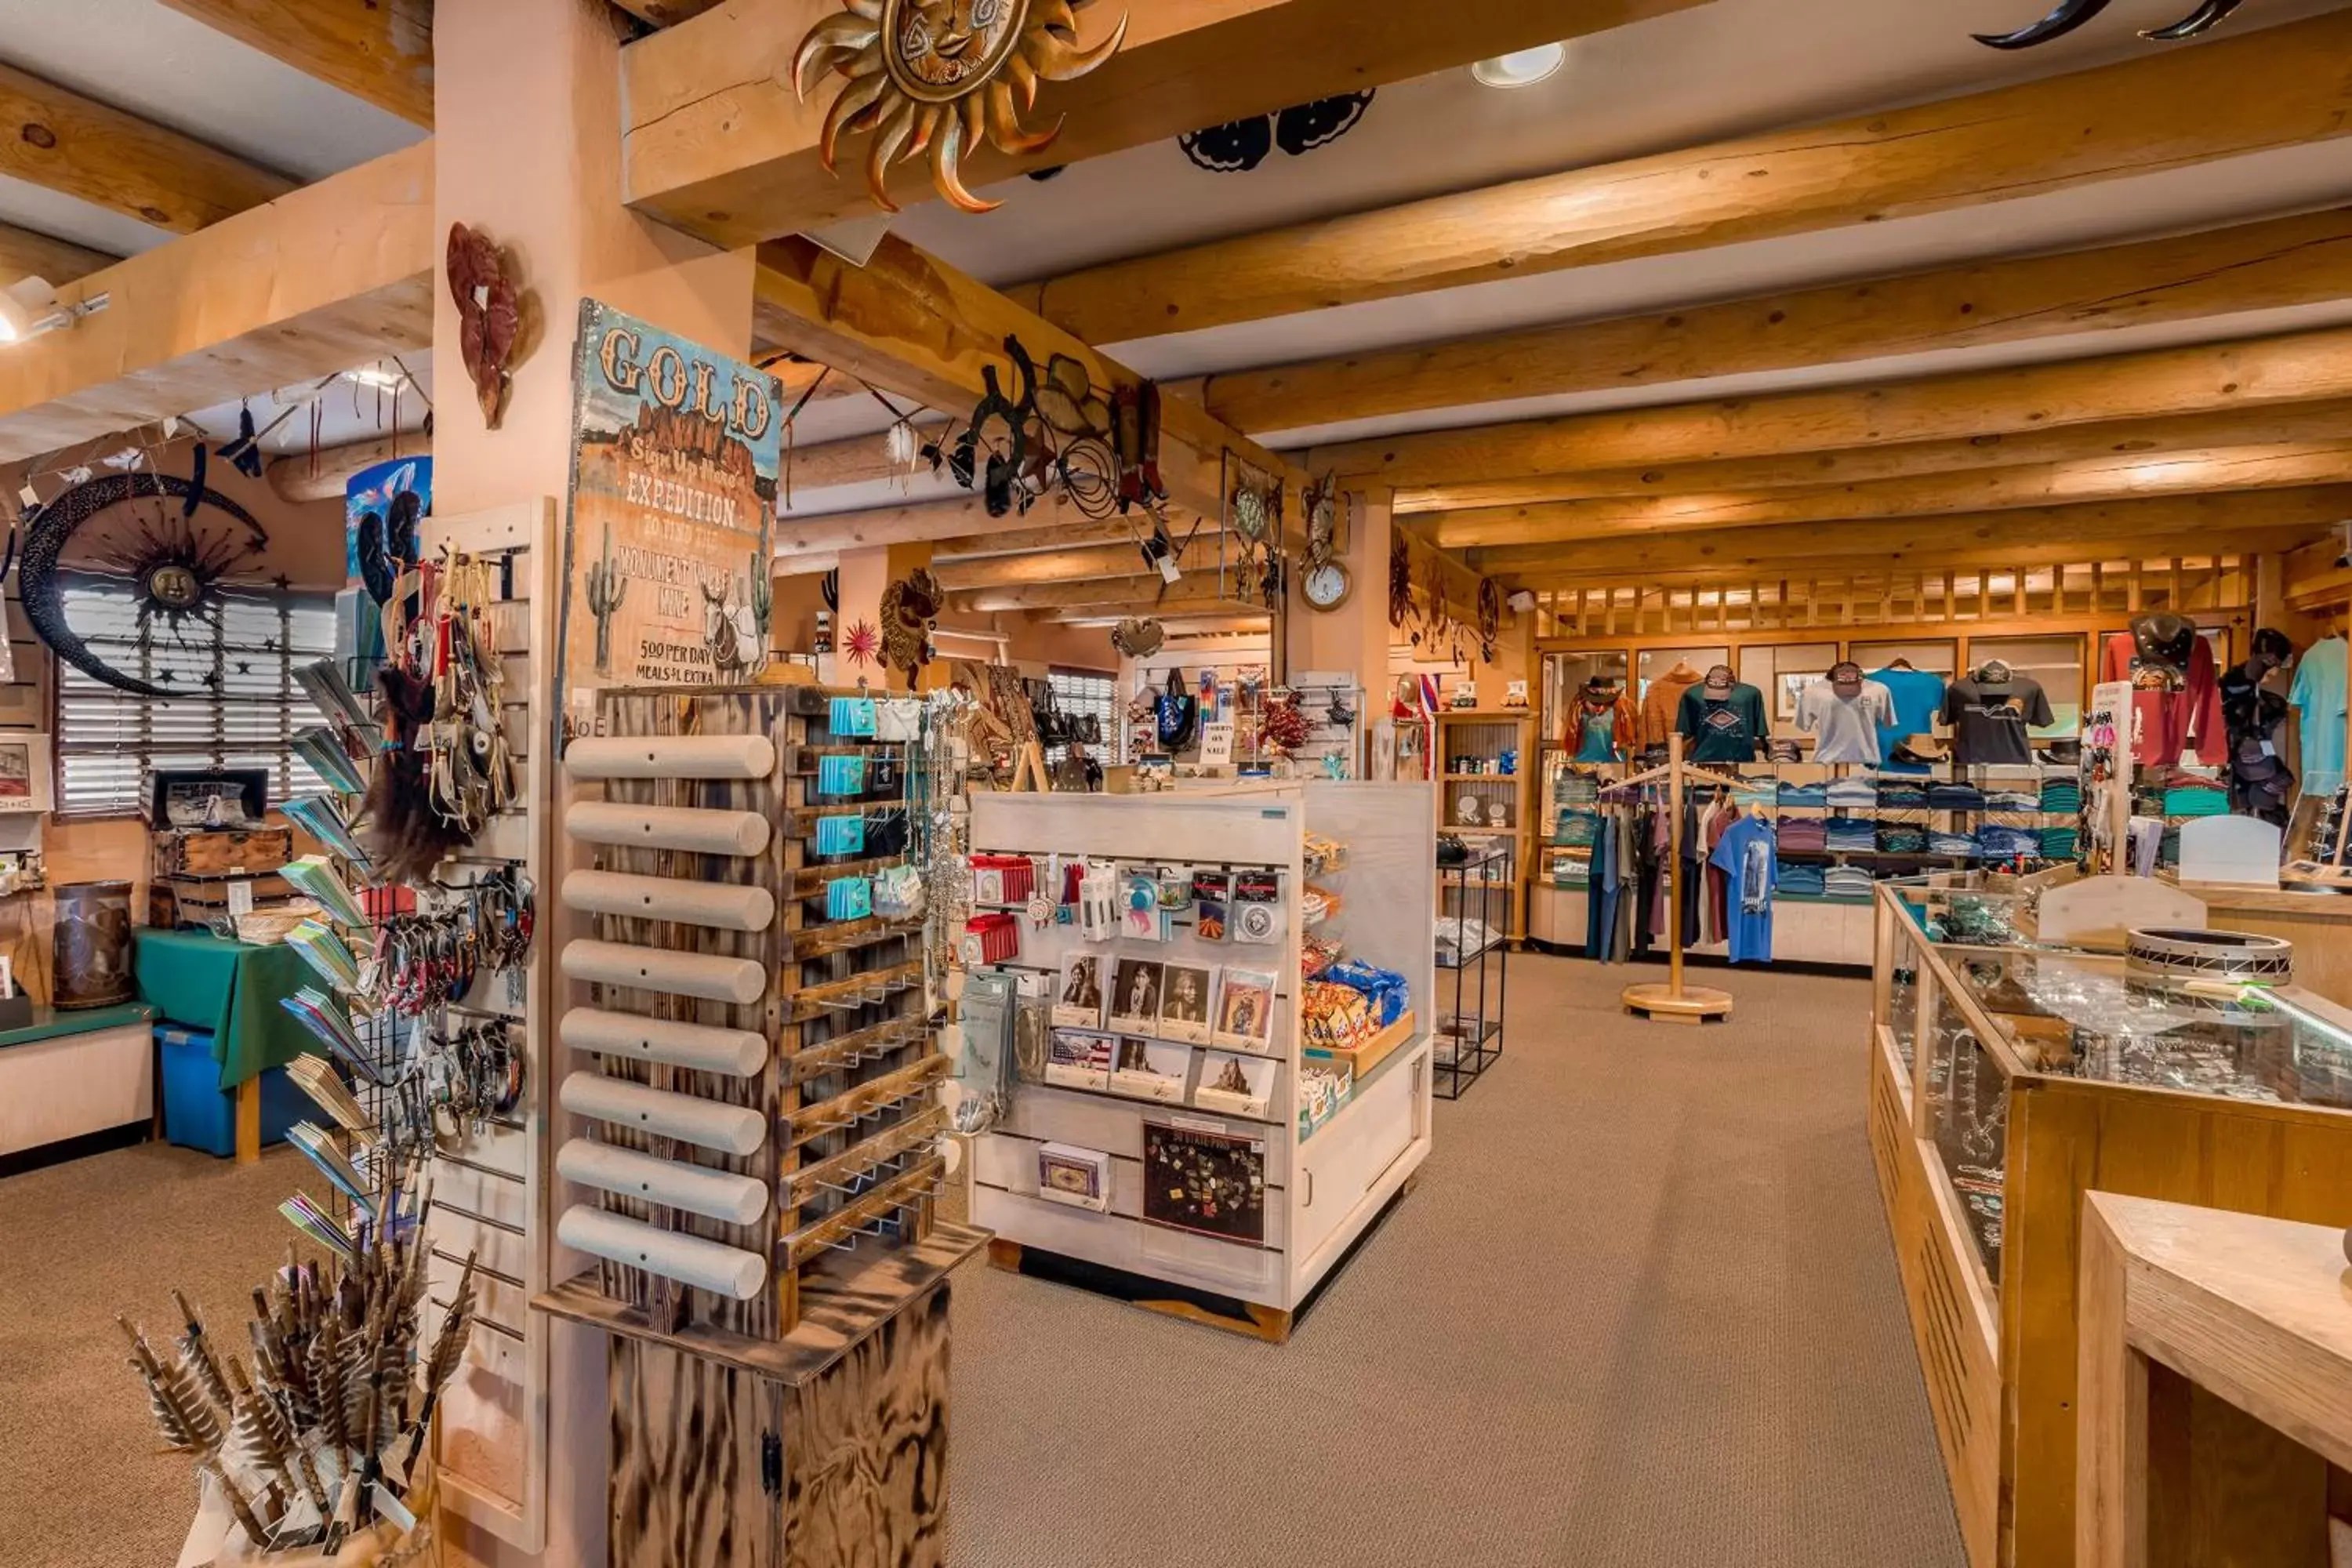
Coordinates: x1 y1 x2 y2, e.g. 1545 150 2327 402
964 782 1435 1341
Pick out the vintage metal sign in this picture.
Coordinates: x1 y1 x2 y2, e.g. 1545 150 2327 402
557 299 781 742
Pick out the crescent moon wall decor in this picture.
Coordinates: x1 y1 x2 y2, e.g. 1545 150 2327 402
19 471 271 701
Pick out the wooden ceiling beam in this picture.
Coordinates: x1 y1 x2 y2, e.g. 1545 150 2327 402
0 61 294 234
1513 534 2321 593
949 577 1258 615
267 433 430 503
1312 325 2352 490
0 223 114 288
622 0 1711 246
1030 9 2352 347
0 142 433 462
156 0 434 127
1431 442 2352 549
754 234 1298 528
933 534 1231 592
1204 207 2352 437
608 0 724 25
1394 401 2352 514
1471 488 2352 583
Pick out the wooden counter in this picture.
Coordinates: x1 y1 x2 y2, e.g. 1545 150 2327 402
2162 874 2352 1004
2078 1193 2352 1568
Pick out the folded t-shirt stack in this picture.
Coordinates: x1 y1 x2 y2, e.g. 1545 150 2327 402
1984 788 2041 811
2039 826 2078 860
2040 774 2082 815
1927 782 1987 811
1732 782 1777 813
1878 782 1929 810
1554 809 1600 847
1823 865 1876 902
1774 816 1828 852
1777 780 1828 808
1928 830 1980 857
1777 861 1827 897
1975 824 2043 861
1825 776 1878 810
2160 772 2231 818
2159 826 2183 865
1878 825 1929 853
1826 817 1878 853
1557 772 1599 807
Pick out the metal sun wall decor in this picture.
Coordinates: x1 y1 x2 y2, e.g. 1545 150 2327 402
19 470 270 700
1973 0 2242 47
793 0 1131 213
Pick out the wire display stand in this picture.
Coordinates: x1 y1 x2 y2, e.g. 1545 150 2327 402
1434 839 1509 1098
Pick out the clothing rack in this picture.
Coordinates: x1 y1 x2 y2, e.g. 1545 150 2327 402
1613 735 1745 1024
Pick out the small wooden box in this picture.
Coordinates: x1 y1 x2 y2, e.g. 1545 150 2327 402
152 827 292 878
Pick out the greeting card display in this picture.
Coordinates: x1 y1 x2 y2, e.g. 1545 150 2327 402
1213 966 1279 1054
1191 868 1230 941
971 852 1035 906
1054 952 1106 1028
1036 1142 1112 1211
1109 958 1164 1033
1157 963 1217 1044
1142 1120 1267 1245
1045 1029 1113 1091
1122 872 1165 941
1109 1038 1191 1105
1231 869 1285 945
1193 1051 1276 1120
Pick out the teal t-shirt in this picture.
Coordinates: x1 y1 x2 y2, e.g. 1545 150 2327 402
1676 682 1768 763
2290 636 2348 795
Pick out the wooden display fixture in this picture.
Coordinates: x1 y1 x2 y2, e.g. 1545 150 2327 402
1619 737 1740 1025
1306 1009 1417 1077
1434 709 1534 942
536 681 986 1567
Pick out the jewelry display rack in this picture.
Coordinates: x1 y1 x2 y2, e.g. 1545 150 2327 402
1434 840 1509 1098
967 781 1434 1343
536 680 987 1566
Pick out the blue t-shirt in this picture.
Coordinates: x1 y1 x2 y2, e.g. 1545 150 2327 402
1708 816 1777 964
1572 708 1620 763
2290 637 2347 796
1868 666 1947 770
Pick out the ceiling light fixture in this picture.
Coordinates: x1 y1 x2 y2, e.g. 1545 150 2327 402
0 276 105 345
1472 42 1566 89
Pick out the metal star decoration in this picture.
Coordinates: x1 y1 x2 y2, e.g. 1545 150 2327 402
843 618 881 668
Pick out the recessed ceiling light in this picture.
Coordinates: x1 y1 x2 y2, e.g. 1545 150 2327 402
1472 42 1566 89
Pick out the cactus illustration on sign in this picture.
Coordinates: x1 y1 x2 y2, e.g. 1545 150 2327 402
586 519 625 673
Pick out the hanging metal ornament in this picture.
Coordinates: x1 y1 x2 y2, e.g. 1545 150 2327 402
1973 0 2242 48
879 565 942 677
1477 576 1501 664
1389 535 1415 636
1225 456 1281 606
19 470 270 699
1109 616 1163 659
792 0 1131 213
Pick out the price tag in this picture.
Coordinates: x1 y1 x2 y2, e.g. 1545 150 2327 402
226 880 256 918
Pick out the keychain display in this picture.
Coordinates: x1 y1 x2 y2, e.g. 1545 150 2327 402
818 753 868 797
369 870 535 1017
423 1018 524 1141
826 876 875 921
829 693 878 736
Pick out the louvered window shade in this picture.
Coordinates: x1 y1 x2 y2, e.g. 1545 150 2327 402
54 575 337 818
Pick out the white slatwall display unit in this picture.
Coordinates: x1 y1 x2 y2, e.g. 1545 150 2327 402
414 499 555 1551
967 782 1436 1320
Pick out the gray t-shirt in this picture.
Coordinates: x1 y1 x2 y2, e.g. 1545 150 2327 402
1795 679 1897 764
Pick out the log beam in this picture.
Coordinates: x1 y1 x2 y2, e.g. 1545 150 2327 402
1310 325 2352 490
933 534 1229 592
1473 488 2352 584
0 61 294 234
266 433 431 503
949 576 1260 615
1203 208 2352 437
1029 9 2352 347
1431 442 2352 549
0 223 114 289
156 0 435 127
621 0 1711 247
0 142 433 461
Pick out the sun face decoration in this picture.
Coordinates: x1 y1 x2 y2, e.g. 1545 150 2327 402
793 0 1129 212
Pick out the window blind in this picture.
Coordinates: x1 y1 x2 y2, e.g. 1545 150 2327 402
1047 666 1118 764
53 574 337 818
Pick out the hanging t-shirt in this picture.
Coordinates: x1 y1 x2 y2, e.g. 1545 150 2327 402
2290 636 2348 796
1675 681 1769 764
1708 815 1776 964
1794 679 1897 765
1868 666 1947 763
1941 675 2053 767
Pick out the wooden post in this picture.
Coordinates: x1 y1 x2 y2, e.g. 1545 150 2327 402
1621 734 1734 1024
233 1076 261 1164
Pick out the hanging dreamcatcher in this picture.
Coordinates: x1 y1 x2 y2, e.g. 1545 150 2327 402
1422 554 1458 659
1477 576 1501 664
18 466 270 699
1388 535 1414 632
1225 456 1282 607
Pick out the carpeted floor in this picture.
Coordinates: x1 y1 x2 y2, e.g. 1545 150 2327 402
0 956 1965 1568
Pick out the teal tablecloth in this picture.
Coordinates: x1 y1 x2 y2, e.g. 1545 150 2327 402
132 930 319 1088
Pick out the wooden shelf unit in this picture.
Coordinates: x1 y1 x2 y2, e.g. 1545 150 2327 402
1435 710 1534 943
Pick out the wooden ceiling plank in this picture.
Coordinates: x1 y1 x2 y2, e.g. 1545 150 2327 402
0 142 433 462
0 60 294 233
609 0 725 25
1428 441 2352 548
155 0 434 127
949 576 1259 615
0 222 114 288
1392 401 2352 513
1312 325 2352 490
1204 208 2352 437
933 535 1228 592
622 0 1711 247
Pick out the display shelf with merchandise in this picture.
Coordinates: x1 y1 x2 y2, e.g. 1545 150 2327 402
1436 710 1536 943
966 781 1435 1342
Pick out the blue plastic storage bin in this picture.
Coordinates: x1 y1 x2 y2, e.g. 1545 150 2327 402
157 1025 307 1157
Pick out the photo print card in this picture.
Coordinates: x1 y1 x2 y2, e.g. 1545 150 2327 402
1109 1037 1192 1105
1054 952 1106 1029
1109 958 1165 1033
1191 868 1230 941
1036 1142 1112 1211
1044 1029 1113 1091
1193 1051 1276 1120
1156 963 1217 1044
1142 1120 1268 1246
1212 966 1279 1055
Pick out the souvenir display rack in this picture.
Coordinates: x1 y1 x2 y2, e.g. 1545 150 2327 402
536 679 986 1568
967 781 1434 1342
1867 880 2352 1568
1434 839 1508 1095
1435 708 1534 942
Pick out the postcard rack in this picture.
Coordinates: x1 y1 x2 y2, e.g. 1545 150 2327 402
967 780 1436 1343
537 681 986 1568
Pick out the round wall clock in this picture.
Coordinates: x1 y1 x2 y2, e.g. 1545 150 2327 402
1301 560 1352 612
